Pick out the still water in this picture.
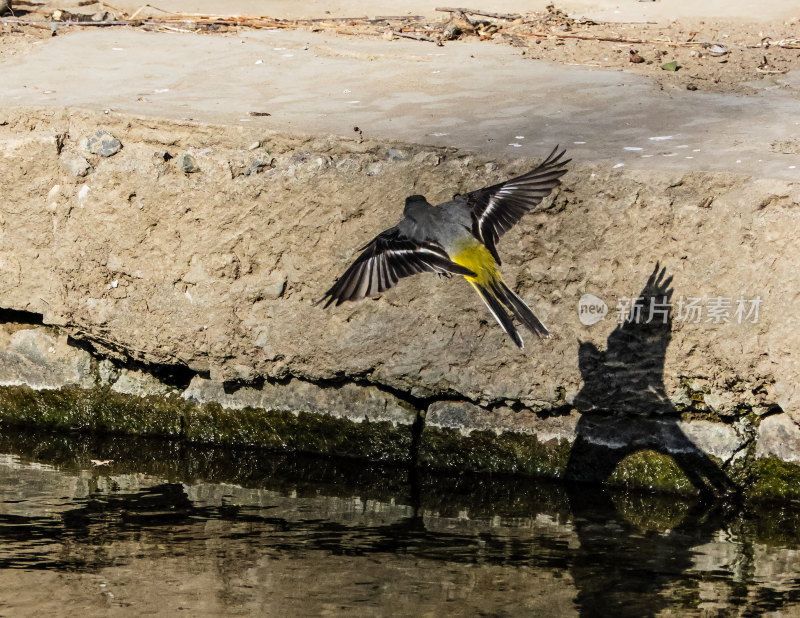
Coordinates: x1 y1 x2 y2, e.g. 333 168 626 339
0 428 798 617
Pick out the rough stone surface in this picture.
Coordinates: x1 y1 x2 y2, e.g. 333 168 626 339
575 416 743 462
183 375 416 427
60 153 93 177
756 414 800 463
85 129 122 157
426 400 580 440
0 325 94 390
111 368 172 397
0 322 416 459
0 109 795 427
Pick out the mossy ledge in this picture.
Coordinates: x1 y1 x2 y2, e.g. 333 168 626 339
0 323 798 500
0 383 416 464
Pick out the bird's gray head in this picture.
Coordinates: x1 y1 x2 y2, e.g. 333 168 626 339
403 194 430 216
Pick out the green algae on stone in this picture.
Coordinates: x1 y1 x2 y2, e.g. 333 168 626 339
184 403 415 463
748 457 800 502
0 383 416 463
291 411 414 462
184 402 295 450
0 385 184 437
608 449 695 494
419 425 721 495
418 427 572 477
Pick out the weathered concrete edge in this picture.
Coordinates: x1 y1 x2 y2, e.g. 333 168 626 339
1 322 798 500
0 323 418 463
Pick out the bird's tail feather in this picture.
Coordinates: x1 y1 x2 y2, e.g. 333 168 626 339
454 241 549 346
468 280 524 348
492 280 551 339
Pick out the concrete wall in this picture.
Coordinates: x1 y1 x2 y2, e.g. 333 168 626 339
1 107 799 497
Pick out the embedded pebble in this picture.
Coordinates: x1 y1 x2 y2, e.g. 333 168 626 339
62 154 93 177
245 160 270 175
384 148 409 161
86 130 122 157
177 154 200 173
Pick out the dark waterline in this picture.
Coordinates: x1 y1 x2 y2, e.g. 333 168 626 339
0 427 799 616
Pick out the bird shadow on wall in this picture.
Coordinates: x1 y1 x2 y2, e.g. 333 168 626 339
564 263 736 499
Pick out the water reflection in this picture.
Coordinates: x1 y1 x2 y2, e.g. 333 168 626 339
0 429 799 616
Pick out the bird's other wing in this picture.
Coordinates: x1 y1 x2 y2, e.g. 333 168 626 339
321 227 476 308
464 145 570 264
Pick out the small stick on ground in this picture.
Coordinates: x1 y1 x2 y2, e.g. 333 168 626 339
394 31 437 42
435 6 521 20
510 30 712 47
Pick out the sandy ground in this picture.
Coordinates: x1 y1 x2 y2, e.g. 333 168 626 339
1 2 799 178
1 1 799 95
9 0 800 22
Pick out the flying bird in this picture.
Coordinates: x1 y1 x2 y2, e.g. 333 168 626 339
322 146 570 347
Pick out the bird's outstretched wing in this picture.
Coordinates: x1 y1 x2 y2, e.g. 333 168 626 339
322 228 475 308
464 146 570 264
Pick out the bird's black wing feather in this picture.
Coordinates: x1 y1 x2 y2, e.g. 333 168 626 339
322 228 475 308
465 145 570 264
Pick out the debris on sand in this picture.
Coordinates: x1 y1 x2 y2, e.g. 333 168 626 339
1 3 797 95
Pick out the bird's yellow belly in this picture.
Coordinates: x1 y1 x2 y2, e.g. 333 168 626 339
451 240 499 286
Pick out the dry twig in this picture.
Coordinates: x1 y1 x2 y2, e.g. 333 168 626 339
435 6 521 20
508 30 713 47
